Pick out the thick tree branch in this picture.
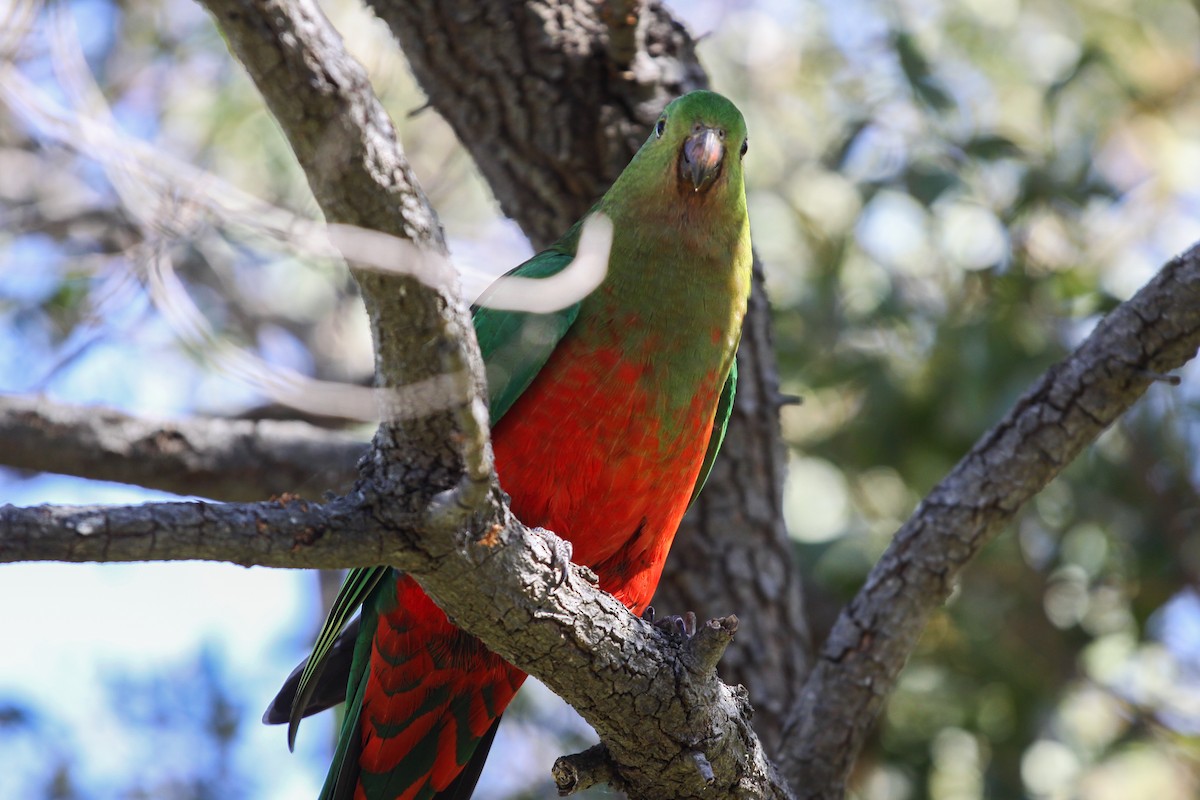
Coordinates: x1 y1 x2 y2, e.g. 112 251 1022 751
369 0 702 249
201 0 487 493
0 488 792 799
0 494 376 567
782 244 1200 798
404 522 793 800
0 395 364 500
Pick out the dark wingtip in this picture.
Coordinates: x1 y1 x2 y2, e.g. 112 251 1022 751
262 700 285 726
263 658 306 726
258 661 305 749
286 667 314 751
263 617 363 749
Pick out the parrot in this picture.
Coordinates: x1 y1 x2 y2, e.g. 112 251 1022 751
264 89 753 800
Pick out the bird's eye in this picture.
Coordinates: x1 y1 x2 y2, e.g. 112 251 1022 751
655 118 667 138
740 138 749 158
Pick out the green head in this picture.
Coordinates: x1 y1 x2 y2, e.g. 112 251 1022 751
616 90 747 196
596 90 749 232
651 90 749 194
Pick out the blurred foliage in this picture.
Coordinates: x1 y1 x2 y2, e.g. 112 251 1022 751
702 0 1200 797
2 0 1200 799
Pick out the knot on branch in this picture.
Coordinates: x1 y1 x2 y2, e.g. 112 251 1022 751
552 743 623 797
688 749 715 785
685 613 739 673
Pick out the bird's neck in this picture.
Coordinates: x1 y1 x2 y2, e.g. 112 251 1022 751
567 192 750 410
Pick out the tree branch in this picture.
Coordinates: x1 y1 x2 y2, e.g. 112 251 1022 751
368 0 703 249
0 494 376 567
0 395 364 500
0 487 793 799
402 523 794 800
201 0 487 486
782 244 1200 798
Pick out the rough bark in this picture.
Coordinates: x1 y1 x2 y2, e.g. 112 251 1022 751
203 0 491 521
367 0 811 749
367 0 704 247
781 245 1200 798
0 494 374 567
0 395 364 500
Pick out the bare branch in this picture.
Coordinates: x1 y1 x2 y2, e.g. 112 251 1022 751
783 245 1200 798
0 494 377 568
368 0 705 249
554 744 624 796
372 521 795 800
0 395 364 501
198 0 491 507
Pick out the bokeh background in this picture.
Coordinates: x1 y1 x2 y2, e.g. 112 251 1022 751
2 0 1199 797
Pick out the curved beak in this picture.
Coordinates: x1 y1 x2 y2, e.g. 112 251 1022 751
681 127 725 191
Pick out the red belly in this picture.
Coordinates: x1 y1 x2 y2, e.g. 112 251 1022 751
490 338 719 613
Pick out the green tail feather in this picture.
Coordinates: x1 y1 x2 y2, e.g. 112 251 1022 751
319 576 389 800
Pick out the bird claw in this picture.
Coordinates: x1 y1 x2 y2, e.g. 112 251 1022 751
642 607 698 639
531 527 573 588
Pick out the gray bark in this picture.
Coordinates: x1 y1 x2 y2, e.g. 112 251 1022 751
0 491 790 800
0 395 363 500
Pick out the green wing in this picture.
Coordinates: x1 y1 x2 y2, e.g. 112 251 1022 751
318 576 392 800
688 359 737 508
472 249 581 422
284 249 582 741
286 565 389 748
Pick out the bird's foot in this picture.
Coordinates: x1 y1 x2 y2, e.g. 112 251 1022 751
643 609 739 673
642 606 698 639
530 527 573 588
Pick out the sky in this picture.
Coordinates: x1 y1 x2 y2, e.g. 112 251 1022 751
0 474 330 797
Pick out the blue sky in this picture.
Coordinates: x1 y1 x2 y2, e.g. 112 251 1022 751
0 474 331 797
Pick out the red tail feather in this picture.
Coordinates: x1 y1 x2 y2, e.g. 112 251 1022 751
354 576 525 799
